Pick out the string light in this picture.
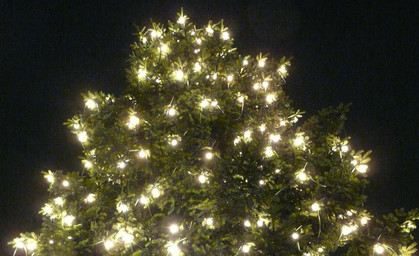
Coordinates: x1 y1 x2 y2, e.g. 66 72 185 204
257 218 265 227
259 179 265 186
221 31 229 40
173 70 184 81
137 68 147 80
244 220 251 227
258 59 266 68
204 217 214 227
117 161 127 169
266 93 276 104
269 134 281 143
259 124 266 133
62 180 69 187
206 26 214 35
200 99 210 109
262 80 269 90
341 145 349 152
83 160 93 169
42 204 53 215
167 107 177 117
293 136 304 147
311 202 321 212
373 244 385 254
167 242 181 256
119 230 134 245
177 16 186 25
278 65 287 74
77 131 88 143
84 194 96 203
194 62 202 72
104 240 114 251
63 215 75 226
45 172 55 183
85 99 97 110
264 146 274 157
291 232 299 240
279 120 286 126
138 149 150 159
204 151 214 160
26 240 37 251
170 138 179 147
169 224 179 234
139 195 149 205
54 197 64 206
117 202 129 213
360 217 369 225
198 174 207 184
253 83 260 90
150 30 161 39
356 164 368 173
243 59 248 66
127 115 140 129
243 129 252 139
297 171 308 182
237 95 245 103
242 244 251 253
151 187 161 198
227 74 234 82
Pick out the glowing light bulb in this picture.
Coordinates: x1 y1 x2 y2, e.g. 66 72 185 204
234 137 240 145
138 68 147 79
205 152 213 160
356 164 368 173
138 149 149 159
279 120 286 126
104 240 114 251
84 160 92 169
297 172 308 182
262 81 269 90
42 204 53 215
351 159 358 166
54 197 64 206
259 179 265 186
227 74 234 82
177 16 186 25
244 220 251 227
121 232 134 244
63 215 75 226
26 241 37 251
168 242 181 256
117 202 129 213
278 65 287 74
196 38 202 45
266 93 276 104
341 145 349 152
200 99 210 109
237 95 245 103
160 44 169 54
253 83 260 90
242 244 251 253
205 217 214 226
170 139 179 147
341 225 353 236
62 180 69 187
293 136 304 147
221 31 229 40
257 218 265 227
45 173 55 183
211 100 218 107
77 131 88 143
198 174 207 184
117 161 126 169
194 62 202 72
206 26 214 35
244 130 252 139
139 195 149 205
275 169 281 174
243 59 249 66
264 146 274 157
259 124 266 133
360 217 369 225
318 247 324 253
169 224 179 234
127 115 140 129
85 99 97 110
291 232 299 240
311 202 321 212
374 244 385 254
84 193 96 203
151 187 161 198
49 240 54 244
258 59 266 68
167 107 177 116
173 70 184 81
73 123 80 130
269 134 281 143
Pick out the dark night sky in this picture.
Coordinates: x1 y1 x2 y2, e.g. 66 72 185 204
1 1 418 255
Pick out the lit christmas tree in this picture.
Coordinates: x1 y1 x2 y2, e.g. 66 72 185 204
10 11 418 256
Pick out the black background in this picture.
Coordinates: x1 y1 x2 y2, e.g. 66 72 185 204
1 1 418 255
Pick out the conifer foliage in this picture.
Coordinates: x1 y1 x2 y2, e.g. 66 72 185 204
10 11 418 256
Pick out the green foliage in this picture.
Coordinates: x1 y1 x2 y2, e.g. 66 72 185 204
10 10 417 256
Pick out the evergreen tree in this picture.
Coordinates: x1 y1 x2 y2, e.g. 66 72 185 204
10 11 418 256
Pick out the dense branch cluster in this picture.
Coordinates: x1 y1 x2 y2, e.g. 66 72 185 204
10 11 417 256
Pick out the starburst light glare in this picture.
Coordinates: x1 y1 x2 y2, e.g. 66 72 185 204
177 16 186 24
151 187 161 198
77 131 88 143
169 224 179 234
85 99 97 110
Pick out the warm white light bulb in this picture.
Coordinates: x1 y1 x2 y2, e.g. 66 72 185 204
117 203 129 213
237 96 245 103
104 240 114 251
205 217 214 226
173 70 184 81
253 83 260 90
269 134 281 143
45 173 55 183
84 160 92 169
311 202 321 212
244 130 252 139
177 16 186 25
341 225 353 236
275 169 281 174
160 44 169 54
42 204 53 215
194 62 202 72
293 136 304 147
257 218 265 227
139 195 149 205
170 139 179 147
262 81 269 90
291 232 299 240
168 107 177 117
200 99 210 109
151 187 161 198
168 243 181 256
127 115 140 129
63 215 75 226
211 100 218 107
206 26 214 35
84 193 96 203
198 174 207 184
258 59 266 68
264 146 274 157
341 145 349 152
244 220 251 227
374 244 385 254
138 149 149 159
356 164 368 173
278 65 287 74
259 179 265 186
26 241 37 251
54 197 64 206
62 180 69 187
243 59 249 66
205 152 213 160
266 93 276 104
169 224 179 234
279 120 286 126
77 131 88 143
360 217 369 225
121 232 134 244
227 74 234 82
138 68 147 79
242 244 251 253
117 161 126 169
85 99 97 110
297 172 308 182
221 31 229 40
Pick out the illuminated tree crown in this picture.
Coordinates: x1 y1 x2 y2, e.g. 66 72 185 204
10 10 418 256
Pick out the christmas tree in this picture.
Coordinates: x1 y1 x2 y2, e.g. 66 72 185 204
10 11 418 256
